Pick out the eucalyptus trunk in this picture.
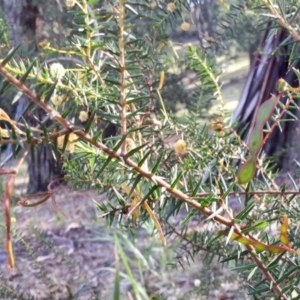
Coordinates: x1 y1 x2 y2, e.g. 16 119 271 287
3 0 64 193
232 22 300 180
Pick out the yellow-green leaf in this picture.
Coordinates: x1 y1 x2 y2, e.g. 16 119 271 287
256 95 280 127
248 127 263 156
237 158 256 184
280 215 290 248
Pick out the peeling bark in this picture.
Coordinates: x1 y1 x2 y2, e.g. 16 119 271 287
233 23 300 177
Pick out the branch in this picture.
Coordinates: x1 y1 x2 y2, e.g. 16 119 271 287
264 1 300 43
0 60 290 298
119 0 127 154
0 63 233 228
220 199 288 299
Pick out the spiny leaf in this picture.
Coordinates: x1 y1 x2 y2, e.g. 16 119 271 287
44 81 59 103
0 79 13 95
1 44 21 66
142 201 166 246
181 209 197 228
151 151 164 174
235 201 255 221
170 171 183 189
126 143 147 157
277 266 300 284
61 104 75 119
114 235 142 298
84 108 96 133
128 175 143 199
113 249 120 300
241 220 270 234
19 59 36 83
137 148 153 167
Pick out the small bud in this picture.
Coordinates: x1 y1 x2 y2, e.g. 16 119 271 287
211 120 225 133
276 78 290 92
49 63 66 81
167 3 176 12
149 1 157 9
65 0 76 7
125 138 136 152
125 104 131 113
194 279 201 287
143 117 162 130
51 95 65 106
152 118 162 131
38 40 50 49
57 133 77 153
181 22 190 31
174 139 187 155
0 108 13 124
79 111 89 122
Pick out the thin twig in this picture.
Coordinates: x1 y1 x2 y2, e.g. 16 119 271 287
119 0 127 154
163 219 225 257
247 246 287 299
82 0 91 59
221 196 288 299
0 128 71 167
194 190 300 198
0 63 233 227
265 1 300 43
4 147 29 269
0 52 291 299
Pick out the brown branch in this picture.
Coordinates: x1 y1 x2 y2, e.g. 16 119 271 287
4 148 29 269
0 127 71 146
119 0 127 154
221 196 288 299
194 190 300 198
0 56 290 298
163 219 225 257
0 63 297 227
0 63 233 228
265 1 300 43
247 246 287 299
82 0 91 59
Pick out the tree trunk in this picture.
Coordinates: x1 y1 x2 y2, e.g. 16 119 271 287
192 0 216 49
232 22 300 178
3 0 64 193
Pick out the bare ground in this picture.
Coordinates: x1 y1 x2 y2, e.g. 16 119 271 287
0 180 251 300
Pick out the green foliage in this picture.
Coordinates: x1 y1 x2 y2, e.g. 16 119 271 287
237 94 281 184
2 0 300 299
186 44 222 114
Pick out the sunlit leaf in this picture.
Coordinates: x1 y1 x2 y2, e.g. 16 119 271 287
248 127 263 156
255 94 280 127
237 158 256 184
280 215 290 248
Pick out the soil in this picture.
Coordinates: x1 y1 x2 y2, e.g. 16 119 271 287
0 181 250 300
